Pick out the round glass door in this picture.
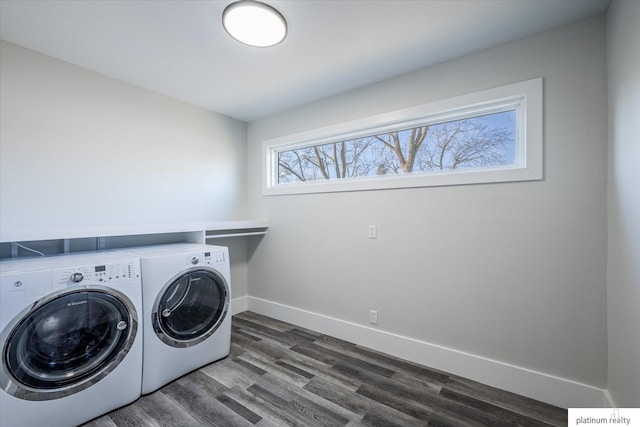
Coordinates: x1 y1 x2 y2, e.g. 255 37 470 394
153 268 229 348
1 288 137 401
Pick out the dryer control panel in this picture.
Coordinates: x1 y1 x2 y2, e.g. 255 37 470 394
54 261 141 287
185 250 226 267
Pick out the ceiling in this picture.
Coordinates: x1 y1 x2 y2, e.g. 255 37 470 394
0 0 611 122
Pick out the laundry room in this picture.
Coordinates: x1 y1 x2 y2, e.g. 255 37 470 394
0 0 638 426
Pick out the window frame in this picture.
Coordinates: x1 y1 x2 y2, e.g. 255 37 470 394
262 78 543 195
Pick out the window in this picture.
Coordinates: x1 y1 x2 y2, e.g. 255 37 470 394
263 78 542 195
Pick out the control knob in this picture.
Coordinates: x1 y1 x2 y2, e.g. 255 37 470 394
70 272 84 283
191 256 199 265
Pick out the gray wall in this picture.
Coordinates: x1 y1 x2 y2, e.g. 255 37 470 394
0 41 250 298
247 17 608 387
0 41 247 230
606 0 640 408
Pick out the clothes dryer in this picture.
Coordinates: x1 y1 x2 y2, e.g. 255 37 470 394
0 251 143 427
124 243 231 394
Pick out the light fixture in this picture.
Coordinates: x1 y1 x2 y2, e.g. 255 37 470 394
222 0 287 48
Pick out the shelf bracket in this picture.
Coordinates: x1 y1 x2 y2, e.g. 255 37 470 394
97 236 108 251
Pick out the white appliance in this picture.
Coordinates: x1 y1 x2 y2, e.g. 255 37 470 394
124 243 231 394
0 251 143 427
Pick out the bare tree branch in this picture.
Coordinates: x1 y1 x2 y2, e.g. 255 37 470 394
276 113 513 182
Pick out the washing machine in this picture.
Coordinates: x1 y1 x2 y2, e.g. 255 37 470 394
124 243 231 394
0 251 143 427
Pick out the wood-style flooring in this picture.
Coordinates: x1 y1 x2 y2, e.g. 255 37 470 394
83 311 568 426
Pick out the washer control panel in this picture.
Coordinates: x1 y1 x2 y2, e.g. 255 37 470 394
55 261 140 286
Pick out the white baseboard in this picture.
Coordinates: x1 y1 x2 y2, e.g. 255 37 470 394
244 296 609 410
231 295 248 315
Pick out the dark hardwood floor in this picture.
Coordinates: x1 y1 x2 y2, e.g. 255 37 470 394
83 311 568 426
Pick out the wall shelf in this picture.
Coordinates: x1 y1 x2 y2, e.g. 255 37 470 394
206 231 267 239
0 220 268 260
204 225 269 240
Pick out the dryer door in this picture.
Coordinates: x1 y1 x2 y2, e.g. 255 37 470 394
0 288 138 401
153 267 229 348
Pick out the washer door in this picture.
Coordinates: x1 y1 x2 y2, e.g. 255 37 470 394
1 287 138 401
152 267 229 348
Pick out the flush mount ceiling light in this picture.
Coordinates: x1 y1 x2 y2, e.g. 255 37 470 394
222 0 287 48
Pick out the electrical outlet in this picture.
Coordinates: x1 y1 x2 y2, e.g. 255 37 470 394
368 225 377 239
369 310 378 325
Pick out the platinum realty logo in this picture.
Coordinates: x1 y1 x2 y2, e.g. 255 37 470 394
569 408 640 426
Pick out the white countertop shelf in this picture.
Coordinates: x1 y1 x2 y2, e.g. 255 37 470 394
0 220 269 243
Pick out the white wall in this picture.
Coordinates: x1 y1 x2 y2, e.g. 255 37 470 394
0 41 247 231
606 0 640 408
247 15 608 403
